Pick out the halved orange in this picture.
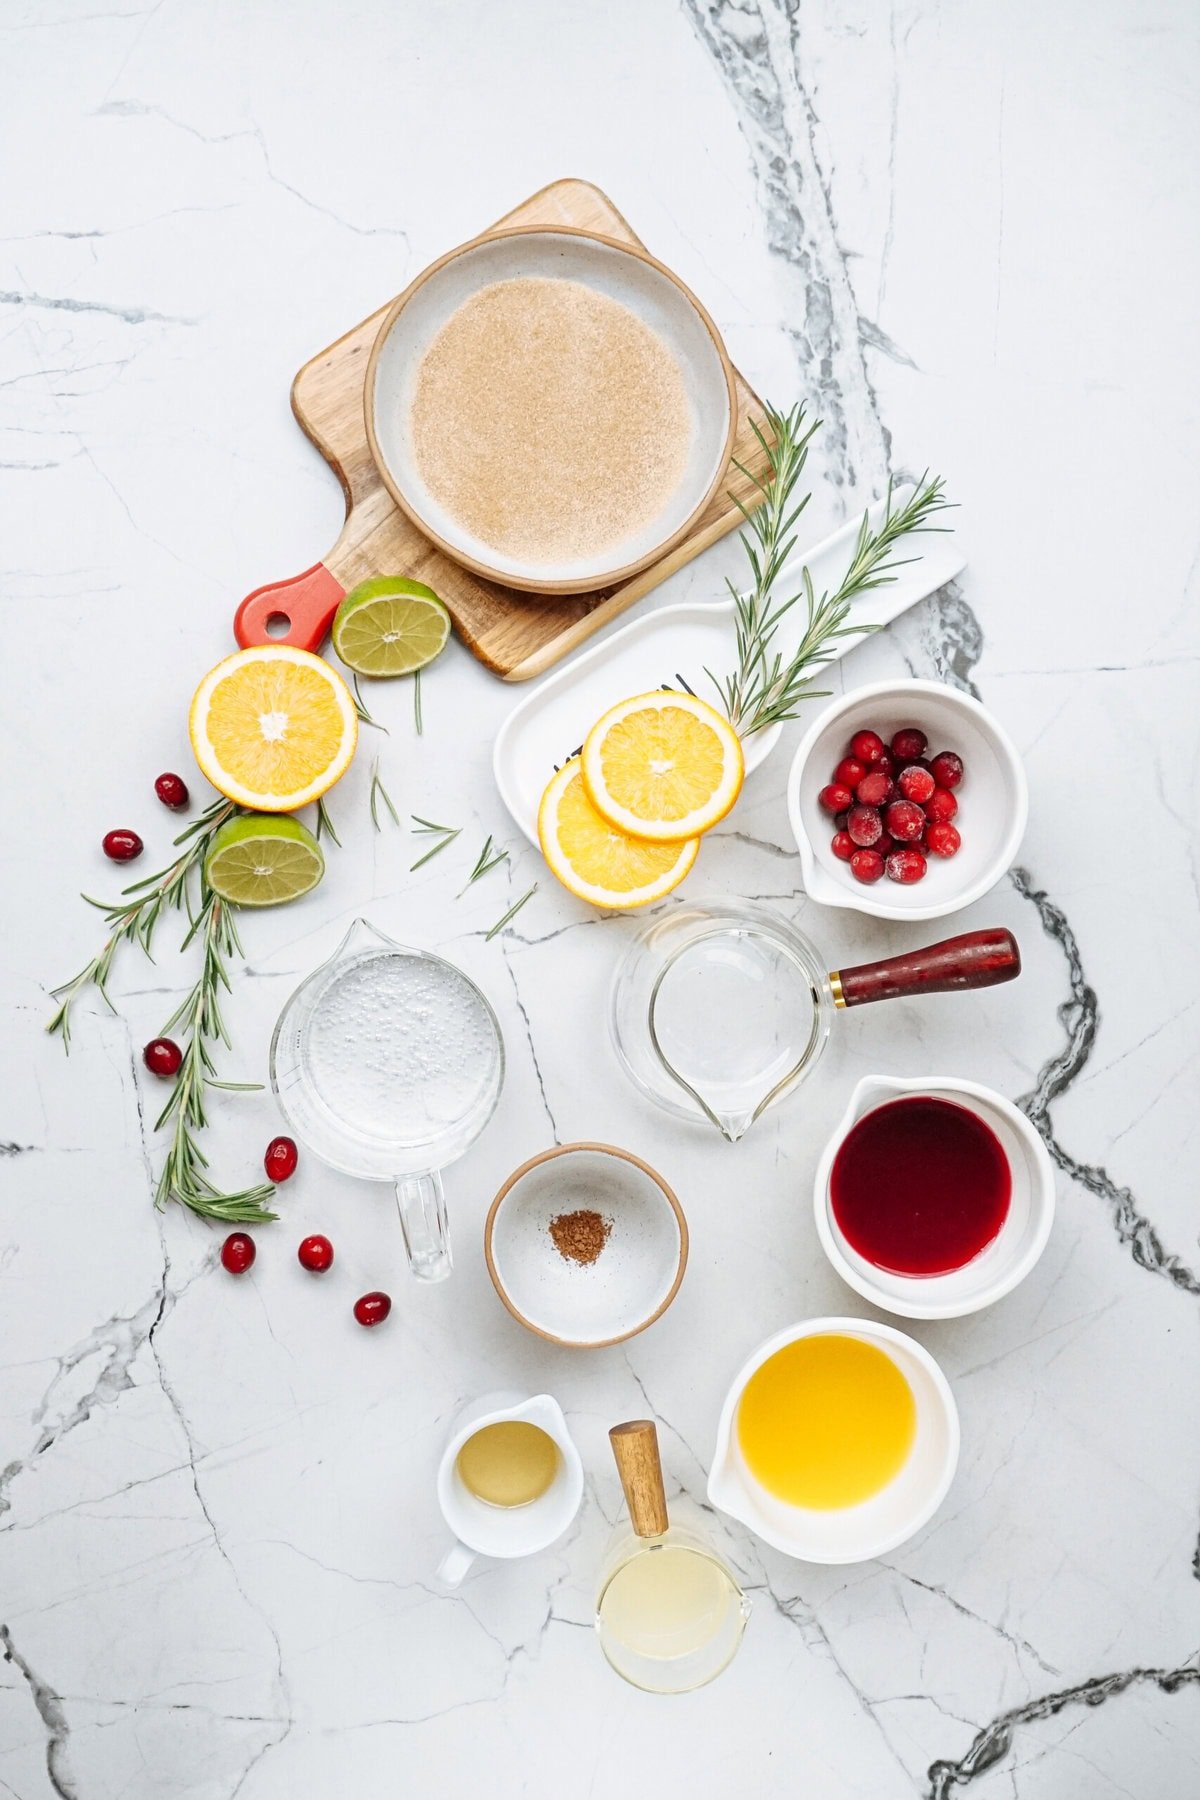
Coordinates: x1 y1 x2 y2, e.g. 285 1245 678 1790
581 691 744 841
189 646 357 812
538 760 699 909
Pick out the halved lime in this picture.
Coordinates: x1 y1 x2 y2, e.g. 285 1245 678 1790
331 577 451 677
204 814 325 907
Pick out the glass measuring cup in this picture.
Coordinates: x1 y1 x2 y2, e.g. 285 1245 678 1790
270 919 504 1281
610 901 1020 1141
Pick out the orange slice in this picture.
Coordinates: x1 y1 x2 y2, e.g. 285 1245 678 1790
581 691 744 841
538 761 698 909
189 646 357 812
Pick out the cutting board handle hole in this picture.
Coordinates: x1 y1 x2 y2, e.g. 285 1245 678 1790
264 611 292 639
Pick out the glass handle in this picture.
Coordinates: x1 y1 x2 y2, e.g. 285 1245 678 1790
395 1171 452 1282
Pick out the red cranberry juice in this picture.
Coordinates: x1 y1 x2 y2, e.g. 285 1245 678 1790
830 1096 1011 1276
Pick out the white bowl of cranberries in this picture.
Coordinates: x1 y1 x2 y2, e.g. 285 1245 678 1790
786 679 1028 921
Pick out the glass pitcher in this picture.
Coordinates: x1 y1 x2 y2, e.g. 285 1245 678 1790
269 919 505 1281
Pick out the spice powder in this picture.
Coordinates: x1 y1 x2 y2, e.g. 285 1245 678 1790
548 1208 613 1267
409 276 692 565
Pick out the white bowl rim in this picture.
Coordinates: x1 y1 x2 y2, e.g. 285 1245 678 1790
786 677 1029 921
813 1074 1057 1320
707 1314 960 1563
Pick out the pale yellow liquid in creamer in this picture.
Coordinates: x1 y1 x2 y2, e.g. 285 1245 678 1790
455 1421 559 1508
736 1333 917 1509
598 1544 738 1662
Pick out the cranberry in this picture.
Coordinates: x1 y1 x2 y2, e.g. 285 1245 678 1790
875 749 895 777
834 811 849 830
886 847 928 884
143 1037 183 1078
885 799 926 842
819 783 854 815
850 729 886 765
891 727 928 762
926 822 962 858
298 1234 334 1273
856 770 894 807
847 804 883 847
897 765 935 804
930 751 964 789
834 757 866 789
103 828 143 862
154 772 189 810
353 1291 392 1328
264 1136 299 1182
849 848 885 884
831 830 854 862
221 1232 256 1275
875 832 896 858
925 787 958 824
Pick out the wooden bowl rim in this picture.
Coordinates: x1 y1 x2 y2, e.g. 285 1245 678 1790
363 223 739 596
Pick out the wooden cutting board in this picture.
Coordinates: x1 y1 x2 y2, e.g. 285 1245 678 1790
234 179 769 683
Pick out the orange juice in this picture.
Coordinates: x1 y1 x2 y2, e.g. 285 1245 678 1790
736 1333 916 1508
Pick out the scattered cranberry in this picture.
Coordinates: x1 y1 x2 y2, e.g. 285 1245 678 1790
298 1234 334 1273
103 828 143 862
847 804 883 847
221 1233 256 1275
143 1037 183 1078
831 830 855 862
850 729 886 764
926 822 962 858
834 757 866 789
886 847 928 884
856 770 894 807
897 765 935 804
154 772 189 810
891 726 928 762
850 848 885 884
930 751 964 789
885 799 926 842
819 783 854 815
925 787 959 824
264 1136 299 1182
353 1291 392 1328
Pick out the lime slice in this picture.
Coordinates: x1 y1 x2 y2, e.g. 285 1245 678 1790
204 814 325 907
331 577 451 677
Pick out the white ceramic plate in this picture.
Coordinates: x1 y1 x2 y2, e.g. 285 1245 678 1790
366 226 736 593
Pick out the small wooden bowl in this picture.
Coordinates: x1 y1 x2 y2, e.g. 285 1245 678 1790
366 225 737 594
484 1143 688 1348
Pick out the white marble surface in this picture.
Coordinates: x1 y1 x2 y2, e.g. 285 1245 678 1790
3 2 1199 1796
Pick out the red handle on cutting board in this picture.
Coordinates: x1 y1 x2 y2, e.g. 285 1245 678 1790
234 562 347 653
833 928 1021 1008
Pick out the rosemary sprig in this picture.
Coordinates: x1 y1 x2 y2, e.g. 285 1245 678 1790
369 762 400 831
458 835 508 895
410 814 460 870
413 667 423 735
47 797 235 1047
486 883 537 940
708 403 950 734
315 796 341 845
153 890 277 1224
352 674 387 732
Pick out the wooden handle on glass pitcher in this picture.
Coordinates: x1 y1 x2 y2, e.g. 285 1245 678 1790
832 928 1021 1009
609 1420 669 1539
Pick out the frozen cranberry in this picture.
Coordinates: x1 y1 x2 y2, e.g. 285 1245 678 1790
831 830 855 862
142 1037 183 1078
897 765 935 804
891 727 927 762
834 811 849 830
154 772 189 810
834 757 866 789
885 799 926 842
850 729 886 764
875 833 896 858
886 847 928 884
875 749 895 777
298 1234 334 1273
221 1233 256 1275
930 751 964 789
849 848 885 884
264 1136 298 1182
926 822 962 858
856 770 894 807
103 829 142 862
819 783 854 815
847 804 883 847
925 787 958 824
353 1291 392 1328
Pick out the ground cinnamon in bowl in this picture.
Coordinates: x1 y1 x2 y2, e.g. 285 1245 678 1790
548 1207 613 1267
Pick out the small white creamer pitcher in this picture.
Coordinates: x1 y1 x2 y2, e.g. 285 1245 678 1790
436 1392 583 1587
